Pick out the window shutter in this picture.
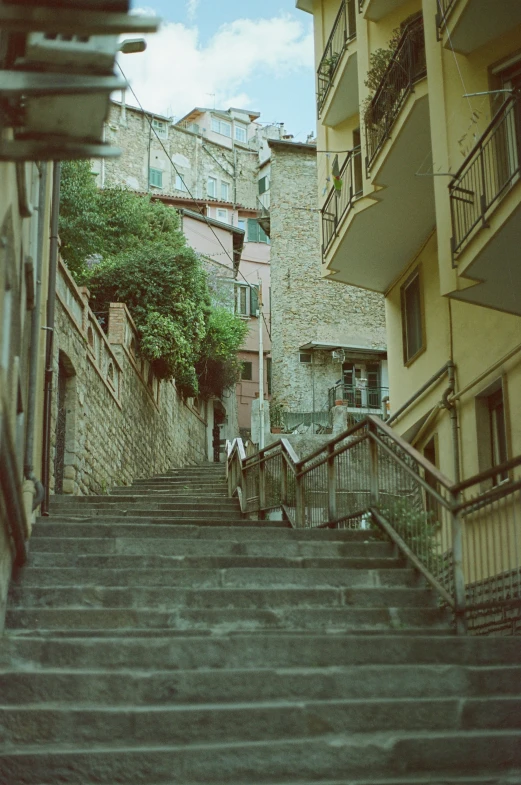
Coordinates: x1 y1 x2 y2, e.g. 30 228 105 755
247 218 260 243
259 225 269 244
250 285 259 316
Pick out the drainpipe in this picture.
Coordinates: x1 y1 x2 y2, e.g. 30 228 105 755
40 161 61 516
442 360 461 484
23 162 48 511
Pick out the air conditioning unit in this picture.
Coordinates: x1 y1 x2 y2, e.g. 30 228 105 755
331 350 345 362
24 32 119 73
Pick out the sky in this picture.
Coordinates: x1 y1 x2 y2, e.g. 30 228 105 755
119 1 316 141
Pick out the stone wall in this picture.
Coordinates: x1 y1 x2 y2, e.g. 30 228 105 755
51 259 207 496
269 142 387 416
96 103 259 210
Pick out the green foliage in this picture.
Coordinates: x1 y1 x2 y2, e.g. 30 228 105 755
379 497 443 573
60 162 246 399
270 401 285 429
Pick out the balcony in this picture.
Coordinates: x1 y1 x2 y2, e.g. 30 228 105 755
448 94 521 315
257 193 271 238
328 383 389 418
363 0 411 22
365 14 426 171
437 0 521 55
317 0 358 126
321 147 363 256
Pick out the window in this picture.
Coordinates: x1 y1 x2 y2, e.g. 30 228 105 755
299 352 312 364
476 383 509 486
216 208 228 223
207 176 217 198
149 168 163 188
221 181 230 201
241 361 253 381
152 118 168 139
266 357 272 395
258 176 269 195
211 117 232 137
401 268 424 363
342 361 382 408
175 173 188 192
247 218 270 244
235 124 247 143
235 284 258 317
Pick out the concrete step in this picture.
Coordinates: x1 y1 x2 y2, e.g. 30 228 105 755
25 553 407 571
40 515 287 527
48 499 240 510
112 482 228 491
0 730 520 783
8 586 437 611
28 536 395 559
4 605 451 633
2 697 521 748
11 566 420 589
30 523 377 542
2 664 519 706
1 635 519 671
47 508 245 520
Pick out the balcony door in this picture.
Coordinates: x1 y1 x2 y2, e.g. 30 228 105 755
342 361 380 408
494 63 521 192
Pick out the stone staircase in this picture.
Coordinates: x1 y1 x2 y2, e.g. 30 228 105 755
1 463 521 783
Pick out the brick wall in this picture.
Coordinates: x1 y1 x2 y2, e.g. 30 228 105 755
50 259 207 496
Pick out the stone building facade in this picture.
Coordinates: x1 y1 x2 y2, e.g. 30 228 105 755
51 259 207 498
269 140 387 430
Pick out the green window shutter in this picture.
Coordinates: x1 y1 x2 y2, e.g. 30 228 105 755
259 224 269 244
149 168 162 187
258 176 267 195
250 285 259 317
247 218 260 243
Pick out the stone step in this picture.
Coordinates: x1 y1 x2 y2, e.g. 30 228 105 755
112 482 228 491
8 586 437 611
0 730 520 783
2 697 520 748
30 523 376 542
28 536 394 559
40 515 286 527
1 664 519 707
48 508 245 520
11 566 420 589
48 498 240 509
4 605 451 634
1 635 519 671
25 553 407 571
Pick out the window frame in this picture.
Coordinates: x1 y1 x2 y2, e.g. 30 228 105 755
400 266 425 366
235 124 247 143
240 361 253 381
475 378 511 488
175 172 188 192
235 284 250 317
299 352 312 364
211 117 232 138
207 176 217 198
220 181 230 201
216 208 228 223
151 117 168 139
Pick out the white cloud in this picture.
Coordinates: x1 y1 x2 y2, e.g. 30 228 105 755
117 14 313 123
186 0 199 20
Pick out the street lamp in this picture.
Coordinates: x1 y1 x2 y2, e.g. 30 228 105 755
119 38 147 54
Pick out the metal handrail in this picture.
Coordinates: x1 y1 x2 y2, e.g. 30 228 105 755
436 0 458 28
228 414 521 635
317 0 356 116
365 15 426 170
321 146 363 256
449 93 521 257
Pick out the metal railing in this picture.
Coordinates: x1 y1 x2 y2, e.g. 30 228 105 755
228 415 521 635
449 94 521 258
317 0 356 116
321 147 363 256
328 383 389 412
365 15 426 170
436 0 458 29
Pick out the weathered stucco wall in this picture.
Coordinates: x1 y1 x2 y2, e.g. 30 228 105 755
269 142 387 415
50 260 207 497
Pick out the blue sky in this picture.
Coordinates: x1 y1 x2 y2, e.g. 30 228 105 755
123 1 316 140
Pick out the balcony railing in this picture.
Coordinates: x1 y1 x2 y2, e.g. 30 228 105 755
321 147 363 256
436 0 458 28
257 195 271 238
449 93 521 257
364 15 426 170
328 383 389 412
228 415 521 635
317 0 356 116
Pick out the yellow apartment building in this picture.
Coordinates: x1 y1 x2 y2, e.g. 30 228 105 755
297 0 521 485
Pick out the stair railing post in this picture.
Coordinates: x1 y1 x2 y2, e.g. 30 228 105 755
258 456 266 520
327 442 337 523
450 490 467 635
295 469 305 528
281 453 288 509
368 423 380 508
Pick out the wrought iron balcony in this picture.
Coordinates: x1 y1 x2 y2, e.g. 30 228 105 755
364 14 426 170
321 147 363 256
317 0 356 116
450 93 521 258
328 383 389 412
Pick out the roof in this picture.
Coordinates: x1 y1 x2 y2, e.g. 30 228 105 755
147 192 258 213
180 208 245 236
175 106 261 126
299 341 387 355
268 139 317 153
110 99 171 123
295 0 313 13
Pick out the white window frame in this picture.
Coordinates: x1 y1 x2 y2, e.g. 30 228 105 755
234 124 247 143
216 208 228 223
220 181 230 201
152 118 168 139
207 176 217 198
211 117 232 138
175 173 188 192
299 352 312 364
235 283 250 317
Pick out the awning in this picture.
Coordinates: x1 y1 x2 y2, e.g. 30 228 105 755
299 341 387 355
